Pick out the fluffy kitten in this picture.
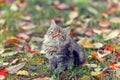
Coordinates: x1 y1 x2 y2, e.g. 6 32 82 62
42 20 85 74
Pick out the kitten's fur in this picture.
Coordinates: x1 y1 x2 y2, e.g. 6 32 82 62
42 20 85 74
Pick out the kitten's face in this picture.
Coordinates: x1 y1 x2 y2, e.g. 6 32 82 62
46 20 70 42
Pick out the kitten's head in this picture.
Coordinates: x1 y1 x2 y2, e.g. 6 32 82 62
45 20 71 42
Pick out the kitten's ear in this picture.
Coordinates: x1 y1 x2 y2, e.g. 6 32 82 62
50 20 57 28
63 27 71 35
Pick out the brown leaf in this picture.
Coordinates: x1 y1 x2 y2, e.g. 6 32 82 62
4 36 20 47
69 11 78 19
99 20 110 28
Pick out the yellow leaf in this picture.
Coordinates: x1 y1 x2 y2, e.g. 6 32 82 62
82 42 95 48
17 70 29 76
91 71 102 76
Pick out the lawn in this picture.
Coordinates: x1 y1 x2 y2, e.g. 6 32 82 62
0 0 120 80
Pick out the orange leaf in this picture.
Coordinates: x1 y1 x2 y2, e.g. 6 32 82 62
102 12 109 18
4 36 20 47
0 0 4 6
2 28 9 34
109 63 119 70
105 44 116 52
92 52 98 60
39 58 44 62
34 51 40 55
99 20 110 28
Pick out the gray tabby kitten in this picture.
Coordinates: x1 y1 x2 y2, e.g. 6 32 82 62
42 20 85 74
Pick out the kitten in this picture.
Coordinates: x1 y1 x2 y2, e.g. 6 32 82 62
42 20 85 74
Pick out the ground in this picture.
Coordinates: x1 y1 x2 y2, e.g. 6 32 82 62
0 0 120 80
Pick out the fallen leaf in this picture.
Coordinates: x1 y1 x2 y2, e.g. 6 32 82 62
1 51 18 57
104 30 119 41
94 43 104 49
10 3 18 11
87 7 98 14
93 29 102 35
17 70 29 76
110 17 120 24
82 42 95 48
104 44 116 52
116 69 120 78
2 28 9 34
0 47 4 55
0 68 9 80
17 33 30 40
116 51 120 58
85 64 98 68
99 20 110 28
54 3 70 10
91 71 102 76
102 12 109 18
7 62 25 74
0 0 4 6
81 75 91 80
69 11 78 19
21 25 36 30
10 58 20 65
4 36 20 47
33 77 52 80
0 19 6 28
109 63 120 70
20 15 32 21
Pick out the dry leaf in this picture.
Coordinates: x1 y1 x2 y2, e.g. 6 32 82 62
10 58 20 65
54 3 69 10
1 51 18 57
21 25 36 30
102 12 109 18
93 29 102 35
7 63 25 74
82 42 95 48
0 19 6 28
91 71 102 76
4 36 20 47
33 77 52 80
17 70 29 76
20 15 32 21
0 0 4 6
69 11 78 19
104 30 119 41
99 20 110 28
94 43 104 49
110 17 120 24
85 64 98 68
10 3 18 11
87 7 98 14
17 33 30 40
0 47 4 55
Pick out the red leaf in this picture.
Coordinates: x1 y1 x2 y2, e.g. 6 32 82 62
104 44 116 52
23 43 31 52
0 68 9 77
116 51 120 58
